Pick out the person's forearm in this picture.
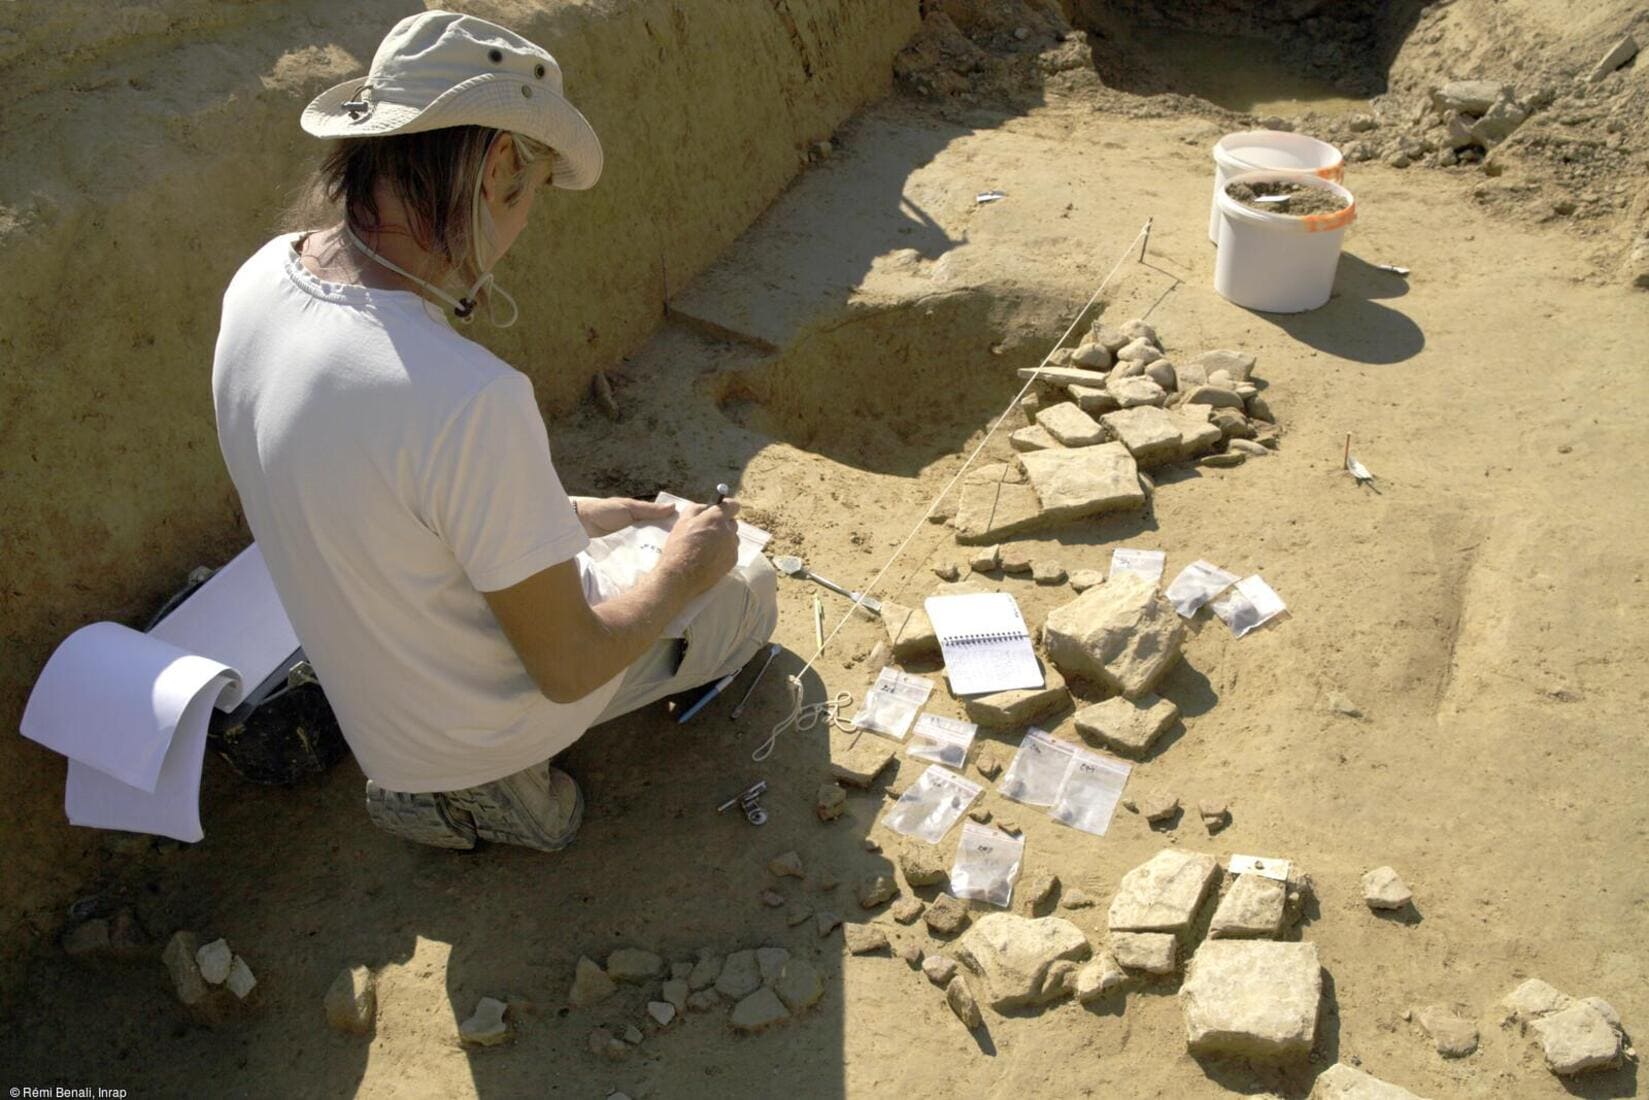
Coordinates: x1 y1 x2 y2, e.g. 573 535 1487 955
551 564 700 700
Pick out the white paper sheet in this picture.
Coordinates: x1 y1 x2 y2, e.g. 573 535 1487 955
1109 548 1167 585
146 543 298 701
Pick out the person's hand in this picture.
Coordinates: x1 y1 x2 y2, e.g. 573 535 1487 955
572 496 678 537
659 500 742 595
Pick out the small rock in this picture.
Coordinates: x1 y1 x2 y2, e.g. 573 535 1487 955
828 735 896 788
923 954 959 986
1060 888 1095 910
1045 574 1184 699
1227 438 1268 457
591 371 621 421
970 545 1001 572
857 874 898 909
1532 1002 1624 1075
880 598 940 660
1075 954 1128 1002
661 979 689 1014
459 996 510 1046
686 989 721 1012
1031 560 1067 585
688 951 721 991
756 947 791 984
1362 866 1412 910
773 959 825 1012
587 1026 628 1060
900 845 948 888
622 1023 644 1044
1211 409 1254 440
1208 873 1286 939
1433 80 1506 114
1073 694 1179 758
607 948 664 982
1181 940 1322 1058
816 783 847 822
899 942 924 968
1308 1063 1427 1099
891 897 926 924
1020 872 1059 915
976 749 1002 779
161 931 210 1008
1190 349 1254 382
844 924 889 955
924 893 971 936
225 956 256 1000
945 976 984 1029
1107 374 1167 408
1010 424 1060 453
1068 569 1103 592
1115 337 1162 364
715 950 762 999
1108 849 1220 933
1200 451 1245 469
646 1001 676 1027
760 889 785 908
997 818 1021 836
863 838 881 853
1145 359 1176 391
196 938 233 985
1110 931 1176 974
1416 1003 1479 1058
1326 691 1363 719
1504 977 1574 1021
815 910 842 937
324 965 377 1035
1036 402 1106 447
769 850 805 878
1587 34 1639 82
932 561 961 581
954 912 1091 1008
1141 793 1180 825
785 903 812 927
998 546 1034 573
729 987 792 1032
1071 343 1111 369
968 808 992 824
1198 800 1230 834
1247 394 1275 423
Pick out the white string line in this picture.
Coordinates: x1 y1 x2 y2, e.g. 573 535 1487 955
752 218 1153 762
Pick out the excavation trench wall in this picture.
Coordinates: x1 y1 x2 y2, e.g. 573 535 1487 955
0 0 918 982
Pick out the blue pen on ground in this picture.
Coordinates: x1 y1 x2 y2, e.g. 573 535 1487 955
677 668 741 724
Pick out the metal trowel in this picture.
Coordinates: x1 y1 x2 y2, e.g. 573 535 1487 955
772 555 881 617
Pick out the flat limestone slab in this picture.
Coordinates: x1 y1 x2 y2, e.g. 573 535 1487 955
1010 424 1060 452
1015 364 1109 389
1073 694 1178 757
1308 1064 1429 1100
1036 402 1105 447
1045 573 1184 698
1208 873 1286 939
1108 849 1220 933
1018 443 1146 524
954 912 1091 1010
954 464 1045 544
962 666 1068 726
1181 940 1322 1060
880 599 938 659
1101 406 1182 467
827 730 897 787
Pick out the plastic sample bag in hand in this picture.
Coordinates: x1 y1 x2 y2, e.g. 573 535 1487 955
1165 560 1239 618
1048 750 1132 836
998 727 1079 807
1209 575 1286 638
906 713 978 770
850 667 935 740
882 765 982 843
949 821 1026 907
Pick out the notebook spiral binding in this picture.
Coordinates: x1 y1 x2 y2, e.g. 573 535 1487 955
947 630 1030 646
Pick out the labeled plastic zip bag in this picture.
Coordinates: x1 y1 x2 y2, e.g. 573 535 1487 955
998 727 1079 806
906 712 978 770
949 821 1025 907
1165 560 1239 618
1109 548 1167 585
850 667 935 740
1209 575 1287 638
1048 748 1132 836
882 765 982 843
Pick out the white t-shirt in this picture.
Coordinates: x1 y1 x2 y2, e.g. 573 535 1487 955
211 234 622 793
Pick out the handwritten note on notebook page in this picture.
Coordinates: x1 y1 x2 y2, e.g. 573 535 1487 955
923 591 1044 696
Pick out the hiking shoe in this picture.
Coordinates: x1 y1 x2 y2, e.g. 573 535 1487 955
442 763 585 852
364 781 479 850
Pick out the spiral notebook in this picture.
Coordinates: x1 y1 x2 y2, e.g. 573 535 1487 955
923 592 1045 696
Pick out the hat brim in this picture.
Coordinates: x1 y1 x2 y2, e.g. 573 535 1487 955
301 72 603 191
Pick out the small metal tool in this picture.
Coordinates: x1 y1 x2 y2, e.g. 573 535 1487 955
730 642 782 720
771 555 881 616
711 482 731 505
716 780 769 825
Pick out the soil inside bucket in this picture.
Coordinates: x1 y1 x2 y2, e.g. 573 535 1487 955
1225 179 1348 216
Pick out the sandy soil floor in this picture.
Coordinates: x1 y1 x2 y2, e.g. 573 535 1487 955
11 79 1648 1100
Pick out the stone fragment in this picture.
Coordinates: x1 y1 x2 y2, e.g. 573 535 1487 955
1581 996 1622 1031
459 996 510 1046
857 875 897 909
1247 394 1275 422
844 923 890 956
773 959 824 1013
816 782 847 822
715 950 762 999
1019 872 1059 915
1531 1003 1623 1075
769 850 805 878
829 731 896 788
622 1023 645 1044
1141 793 1180 824
946 976 983 1028
324 965 377 1035
1433 80 1505 114
1415 1003 1478 1058
162 931 210 1008
62 919 111 959
1186 384 1245 410
1308 1064 1427 1099
1100 406 1182 467
900 845 948 888
1210 409 1254 440
1068 382 1120 415
924 893 971 936
587 1026 628 1060
1190 350 1255 383
815 910 842 936
686 989 720 1012
760 889 785 908
660 979 689 1014
1181 940 1322 1058
607 948 663 982
756 947 790 983
998 545 1033 573
1036 402 1106 447
1019 444 1149 528
1361 867 1412 910
786 903 812 927
196 938 232 985
954 913 1091 1009
647 1001 676 1027
923 954 958 986
1069 569 1103 592
1228 438 1268 457
729 987 791 1032
223 956 257 1000
688 951 721 991
1588 34 1639 82
1116 337 1162 364
1089 323 1131 353
1014 365 1108 389
1201 451 1244 469
1032 560 1066 585
1199 800 1230 833
1075 954 1128 1002
1145 359 1177 391
963 666 1068 727
1209 874 1286 939
1503 977 1573 1021
1045 573 1185 698
1110 931 1176 974
969 545 1000 572
976 749 1002 779
1010 424 1060 452
879 599 938 660
899 942 924 968
1073 694 1178 758
670 960 693 982
954 465 1045 543
1469 98 1527 145
1108 849 1220 933
1108 374 1166 408
968 807 992 823
1060 888 1095 910
1071 343 1112 369
996 818 1021 836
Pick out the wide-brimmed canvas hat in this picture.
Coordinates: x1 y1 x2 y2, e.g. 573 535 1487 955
301 10 603 190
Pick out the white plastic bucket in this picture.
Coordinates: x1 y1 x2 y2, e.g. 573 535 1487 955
1213 170 1356 314
1207 131 1345 244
